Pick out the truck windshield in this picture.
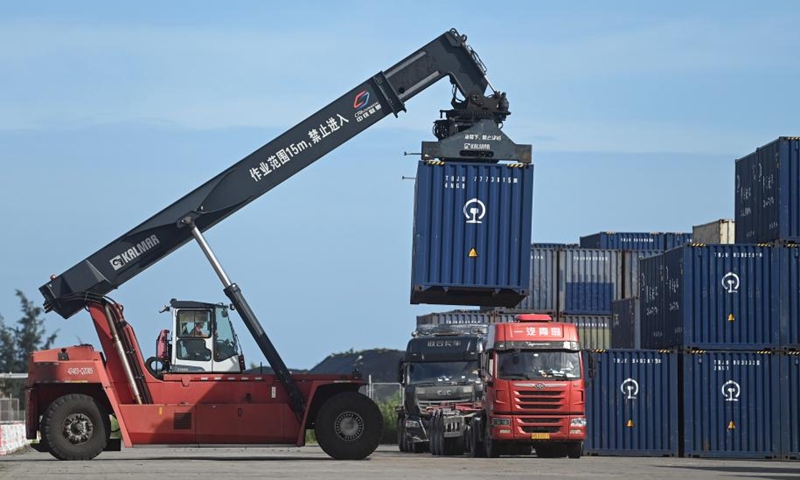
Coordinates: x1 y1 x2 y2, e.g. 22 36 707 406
496 351 581 381
408 361 479 385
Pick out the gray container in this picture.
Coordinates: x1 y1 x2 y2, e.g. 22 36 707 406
622 250 661 299
416 309 521 326
516 246 559 312
692 219 735 244
559 248 623 315
558 314 611 350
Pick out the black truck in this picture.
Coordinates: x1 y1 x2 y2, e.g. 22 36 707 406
396 324 487 453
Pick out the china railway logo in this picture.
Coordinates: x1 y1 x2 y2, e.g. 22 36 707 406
721 272 740 294
110 234 161 271
620 378 639 400
463 198 486 224
353 90 370 109
721 380 741 402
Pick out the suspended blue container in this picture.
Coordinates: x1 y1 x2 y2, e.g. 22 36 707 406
584 350 679 456
411 161 534 307
682 351 781 459
735 137 800 244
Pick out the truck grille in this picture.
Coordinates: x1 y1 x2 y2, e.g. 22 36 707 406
519 417 562 434
418 397 472 409
515 389 565 410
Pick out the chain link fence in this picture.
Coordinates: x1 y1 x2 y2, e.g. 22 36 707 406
0 374 26 423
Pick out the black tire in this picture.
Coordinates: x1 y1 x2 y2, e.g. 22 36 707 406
314 392 382 460
484 422 501 458
567 442 583 459
429 414 440 456
397 417 407 452
411 440 427 453
467 421 485 458
41 394 109 461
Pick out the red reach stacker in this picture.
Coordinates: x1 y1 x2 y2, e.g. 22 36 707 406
25 29 532 460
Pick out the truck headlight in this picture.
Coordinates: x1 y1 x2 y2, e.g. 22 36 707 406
405 419 420 428
570 417 586 427
491 418 511 426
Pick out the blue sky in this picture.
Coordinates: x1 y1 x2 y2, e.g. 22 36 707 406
1 2 798 369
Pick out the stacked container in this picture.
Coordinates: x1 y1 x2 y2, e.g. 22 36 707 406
692 219 735 244
639 245 782 350
682 351 781 458
735 137 800 244
416 309 523 326
559 248 623 315
515 246 559 313
580 232 692 251
637 243 795 458
781 352 800 459
584 350 679 456
611 298 640 349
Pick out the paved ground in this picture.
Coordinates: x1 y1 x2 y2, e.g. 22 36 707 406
1 445 799 479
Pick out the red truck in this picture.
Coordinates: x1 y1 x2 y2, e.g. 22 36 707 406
428 314 586 458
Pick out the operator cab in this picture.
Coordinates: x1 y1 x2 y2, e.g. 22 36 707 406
146 299 244 377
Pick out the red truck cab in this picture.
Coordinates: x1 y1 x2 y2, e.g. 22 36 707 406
481 313 585 458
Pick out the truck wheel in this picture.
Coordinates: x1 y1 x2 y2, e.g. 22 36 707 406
397 417 407 452
429 414 440 455
41 394 109 461
467 421 485 458
315 392 382 460
434 413 445 456
484 423 501 458
567 442 583 459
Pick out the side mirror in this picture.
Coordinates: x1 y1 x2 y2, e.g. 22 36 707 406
397 362 405 384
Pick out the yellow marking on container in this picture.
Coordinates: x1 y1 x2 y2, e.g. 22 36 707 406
469 248 478 258
728 421 736 430
626 419 634 428
728 314 735 322
159 406 163 416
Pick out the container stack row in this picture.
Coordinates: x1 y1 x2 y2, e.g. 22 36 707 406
585 137 800 459
584 349 799 459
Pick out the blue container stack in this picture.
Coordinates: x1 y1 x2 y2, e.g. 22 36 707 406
507 233 687 350
531 137 799 458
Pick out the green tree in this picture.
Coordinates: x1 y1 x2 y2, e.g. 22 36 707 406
0 290 59 405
